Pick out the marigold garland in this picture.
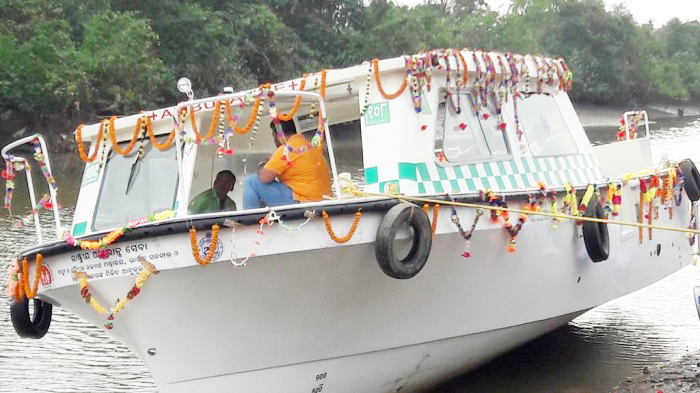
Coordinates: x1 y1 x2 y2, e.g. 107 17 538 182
76 123 103 162
372 58 408 100
108 116 141 155
146 116 176 151
322 210 362 243
320 69 327 99
229 97 262 135
189 223 221 266
187 101 221 143
431 203 440 238
21 254 43 299
454 49 469 86
423 203 440 238
78 227 126 250
75 257 159 329
205 100 223 143
278 76 307 121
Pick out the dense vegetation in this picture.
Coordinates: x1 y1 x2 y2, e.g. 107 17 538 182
1 0 699 134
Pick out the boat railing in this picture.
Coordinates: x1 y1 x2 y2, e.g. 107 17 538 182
172 90 342 216
1 135 62 243
622 111 649 139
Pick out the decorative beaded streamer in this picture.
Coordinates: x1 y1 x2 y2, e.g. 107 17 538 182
450 206 484 257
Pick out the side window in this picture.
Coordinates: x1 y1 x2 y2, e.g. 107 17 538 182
518 94 578 156
434 93 509 163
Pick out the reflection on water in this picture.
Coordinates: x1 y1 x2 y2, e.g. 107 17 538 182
1 118 700 392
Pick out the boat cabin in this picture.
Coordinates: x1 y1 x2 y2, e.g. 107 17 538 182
70 50 606 237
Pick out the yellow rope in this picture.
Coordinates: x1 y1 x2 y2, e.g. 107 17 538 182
349 190 700 236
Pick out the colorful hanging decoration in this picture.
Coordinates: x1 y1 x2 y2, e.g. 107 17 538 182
11 194 52 229
562 183 579 216
406 56 423 113
247 96 265 148
612 183 623 217
534 56 545 94
558 58 573 91
76 123 104 163
108 115 142 155
482 52 496 109
74 256 159 329
480 190 534 252
521 54 531 92
229 212 284 267
189 224 221 266
146 116 176 151
423 203 440 238
73 227 126 250
322 209 362 243
63 210 175 255
471 51 485 114
372 58 408 100
445 49 462 115
14 254 43 300
450 206 484 257
665 168 676 219
278 75 307 122
5 257 20 302
32 139 55 191
97 122 108 170
360 64 372 116
3 157 16 211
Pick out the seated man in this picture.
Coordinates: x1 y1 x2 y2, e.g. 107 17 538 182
188 170 237 214
243 119 331 209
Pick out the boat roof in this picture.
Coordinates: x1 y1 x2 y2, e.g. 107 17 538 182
74 49 571 139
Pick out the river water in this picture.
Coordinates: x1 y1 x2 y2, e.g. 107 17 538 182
0 115 699 392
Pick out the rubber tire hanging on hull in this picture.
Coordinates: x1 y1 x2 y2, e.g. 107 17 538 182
582 197 609 263
375 203 432 279
679 158 700 202
11 297 52 339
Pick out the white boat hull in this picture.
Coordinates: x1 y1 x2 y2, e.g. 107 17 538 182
37 196 694 392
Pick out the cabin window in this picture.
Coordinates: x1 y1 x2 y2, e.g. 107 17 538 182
93 137 178 230
435 93 509 163
518 94 578 156
327 119 363 181
188 94 362 209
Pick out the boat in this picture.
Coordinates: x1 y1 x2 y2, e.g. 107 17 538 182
5 49 700 393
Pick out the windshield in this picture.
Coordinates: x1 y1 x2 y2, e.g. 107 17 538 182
93 136 178 230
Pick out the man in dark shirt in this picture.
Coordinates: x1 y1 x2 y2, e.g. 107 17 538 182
189 170 237 214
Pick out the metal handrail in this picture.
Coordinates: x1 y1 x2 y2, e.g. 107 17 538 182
172 90 342 216
1 135 62 242
623 111 650 140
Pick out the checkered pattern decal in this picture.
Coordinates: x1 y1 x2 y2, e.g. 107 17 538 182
364 154 604 195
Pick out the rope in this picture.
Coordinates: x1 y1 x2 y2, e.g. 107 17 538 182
350 190 700 235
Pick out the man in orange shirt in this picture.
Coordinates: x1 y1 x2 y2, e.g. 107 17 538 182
242 119 331 209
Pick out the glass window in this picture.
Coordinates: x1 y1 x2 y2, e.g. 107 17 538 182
93 136 179 230
435 93 509 163
518 94 578 156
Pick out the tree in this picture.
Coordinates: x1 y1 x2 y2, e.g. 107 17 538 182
76 11 170 115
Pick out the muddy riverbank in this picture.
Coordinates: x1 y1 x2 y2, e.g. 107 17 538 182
612 353 700 393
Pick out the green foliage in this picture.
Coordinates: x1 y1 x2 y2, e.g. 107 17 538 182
0 0 699 132
77 10 170 114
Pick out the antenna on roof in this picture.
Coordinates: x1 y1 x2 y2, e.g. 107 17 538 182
176 77 194 100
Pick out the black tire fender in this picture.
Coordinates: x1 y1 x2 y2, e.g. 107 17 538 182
11 297 52 339
679 158 700 202
375 204 432 279
582 197 609 263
